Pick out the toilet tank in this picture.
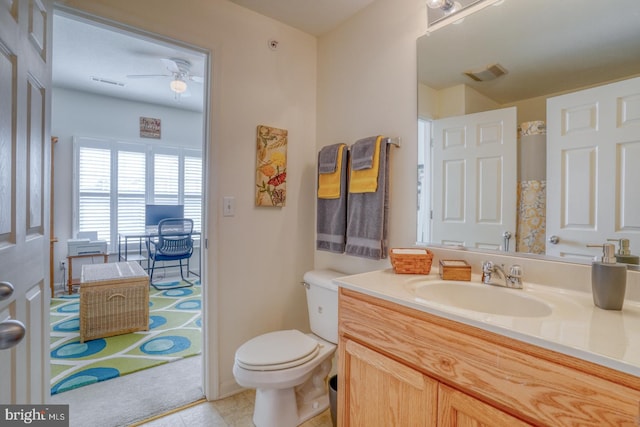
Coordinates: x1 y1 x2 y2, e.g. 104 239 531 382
303 269 343 344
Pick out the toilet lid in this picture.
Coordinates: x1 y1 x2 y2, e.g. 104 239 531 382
235 330 320 371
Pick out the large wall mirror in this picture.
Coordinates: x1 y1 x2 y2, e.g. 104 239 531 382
417 0 640 266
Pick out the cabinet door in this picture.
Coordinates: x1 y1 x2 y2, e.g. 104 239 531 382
340 338 438 426
438 384 531 427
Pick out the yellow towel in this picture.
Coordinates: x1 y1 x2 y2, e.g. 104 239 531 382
349 136 382 193
318 144 345 199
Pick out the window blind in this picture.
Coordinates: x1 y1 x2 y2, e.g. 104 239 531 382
74 138 202 251
184 155 202 232
117 150 146 236
78 146 111 242
154 153 179 203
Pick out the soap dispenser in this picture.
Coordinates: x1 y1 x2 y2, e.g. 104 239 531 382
587 243 628 310
607 238 640 265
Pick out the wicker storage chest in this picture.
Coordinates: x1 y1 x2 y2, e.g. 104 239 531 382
80 262 149 343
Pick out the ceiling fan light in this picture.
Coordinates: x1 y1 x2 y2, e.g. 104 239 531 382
170 79 187 94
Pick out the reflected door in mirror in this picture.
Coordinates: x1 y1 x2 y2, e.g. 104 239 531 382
547 76 640 260
432 107 517 250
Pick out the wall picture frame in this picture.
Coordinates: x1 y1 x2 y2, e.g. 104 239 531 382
140 117 161 139
255 125 288 207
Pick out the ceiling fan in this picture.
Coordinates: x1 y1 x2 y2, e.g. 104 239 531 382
127 58 203 95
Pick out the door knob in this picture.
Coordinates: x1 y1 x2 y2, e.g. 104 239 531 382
0 319 26 350
548 235 560 245
0 281 14 301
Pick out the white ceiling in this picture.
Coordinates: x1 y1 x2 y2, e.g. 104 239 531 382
228 0 375 36
54 1 640 113
419 0 640 104
52 2 370 111
52 12 207 112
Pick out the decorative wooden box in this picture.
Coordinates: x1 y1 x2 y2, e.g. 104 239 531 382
80 262 149 343
439 260 471 281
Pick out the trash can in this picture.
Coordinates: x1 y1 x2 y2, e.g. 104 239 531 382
329 375 338 427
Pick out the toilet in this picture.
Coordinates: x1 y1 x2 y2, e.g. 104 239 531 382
232 269 343 427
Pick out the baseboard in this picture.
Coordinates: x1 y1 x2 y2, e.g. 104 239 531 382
217 379 246 400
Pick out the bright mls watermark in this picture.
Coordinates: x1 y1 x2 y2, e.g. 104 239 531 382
0 405 68 426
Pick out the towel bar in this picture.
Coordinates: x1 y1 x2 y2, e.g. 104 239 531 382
384 137 401 147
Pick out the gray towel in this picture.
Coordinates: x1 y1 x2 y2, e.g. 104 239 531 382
345 138 390 260
317 145 348 253
350 136 378 170
318 143 342 174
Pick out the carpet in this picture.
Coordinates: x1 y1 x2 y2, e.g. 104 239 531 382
50 279 202 395
50 356 205 427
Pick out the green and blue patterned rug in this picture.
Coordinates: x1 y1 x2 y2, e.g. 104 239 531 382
50 280 202 395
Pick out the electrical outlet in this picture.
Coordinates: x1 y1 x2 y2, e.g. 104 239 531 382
59 260 66 270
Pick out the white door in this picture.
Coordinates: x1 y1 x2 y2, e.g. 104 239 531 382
546 76 640 260
432 107 517 251
0 0 53 404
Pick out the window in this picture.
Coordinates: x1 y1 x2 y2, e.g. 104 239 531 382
73 137 202 250
77 143 111 242
117 148 146 237
153 153 179 203
184 154 202 232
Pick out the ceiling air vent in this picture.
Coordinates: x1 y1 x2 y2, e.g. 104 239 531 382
463 63 508 82
90 76 125 87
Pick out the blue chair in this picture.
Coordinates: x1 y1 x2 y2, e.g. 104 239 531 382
147 218 194 290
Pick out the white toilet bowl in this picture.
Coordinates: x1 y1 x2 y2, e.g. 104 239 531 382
233 330 336 427
232 269 343 427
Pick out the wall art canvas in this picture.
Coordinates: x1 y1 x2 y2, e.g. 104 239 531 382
255 125 287 207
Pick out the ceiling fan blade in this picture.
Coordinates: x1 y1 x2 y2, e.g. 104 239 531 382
126 74 171 79
189 75 204 83
161 58 180 73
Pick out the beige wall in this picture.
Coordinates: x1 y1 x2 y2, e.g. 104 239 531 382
59 0 318 397
54 0 635 405
315 0 426 274
418 82 438 119
418 83 501 119
59 0 454 400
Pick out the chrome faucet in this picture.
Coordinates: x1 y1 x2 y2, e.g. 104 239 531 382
481 261 523 289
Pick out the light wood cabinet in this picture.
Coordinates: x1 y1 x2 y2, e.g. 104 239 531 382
338 288 640 426
342 338 437 426
438 384 530 427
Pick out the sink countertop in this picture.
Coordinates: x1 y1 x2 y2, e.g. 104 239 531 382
335 269 640 377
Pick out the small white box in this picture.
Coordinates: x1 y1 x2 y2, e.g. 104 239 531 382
68 239 107 256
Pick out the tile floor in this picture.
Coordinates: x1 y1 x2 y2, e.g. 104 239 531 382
134 389 334 427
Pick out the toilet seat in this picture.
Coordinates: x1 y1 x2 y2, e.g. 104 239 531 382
235 330 321 371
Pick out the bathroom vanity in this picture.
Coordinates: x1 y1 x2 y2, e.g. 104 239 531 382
335 270 640 426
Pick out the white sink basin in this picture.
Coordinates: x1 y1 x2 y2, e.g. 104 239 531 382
406 280 553 317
